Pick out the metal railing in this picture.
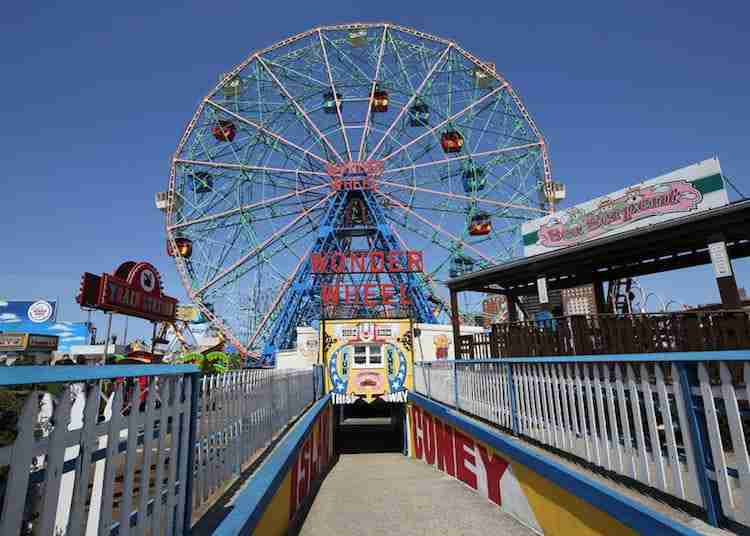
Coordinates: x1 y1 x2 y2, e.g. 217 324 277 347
192 368 315 515
458 311 750 359
0 365 321 536
414 352 750 529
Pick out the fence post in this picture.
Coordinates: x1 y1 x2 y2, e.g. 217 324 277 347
507 362 519 435
675 363 724 527
183 371 200 535
453 361 460 410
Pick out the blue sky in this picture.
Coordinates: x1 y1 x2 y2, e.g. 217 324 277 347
1 1 748 341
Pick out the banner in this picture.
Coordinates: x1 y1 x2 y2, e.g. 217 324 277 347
522 158 728 256
0 300 57 325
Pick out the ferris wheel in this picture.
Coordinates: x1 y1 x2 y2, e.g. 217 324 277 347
163 23 553 364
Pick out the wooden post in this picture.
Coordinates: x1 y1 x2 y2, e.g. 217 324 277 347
506 293 517 322
592 279 607 314
450 289 461 359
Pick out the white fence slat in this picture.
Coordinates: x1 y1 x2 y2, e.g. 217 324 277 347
529 365 544 440
640 363 667 492
671 363 702 506
199 376 209 505
604 365 624 474
556 364 573 451
566 364 582 458
67 384 102 535
0 393 39 535
164 378 182 536
698 363 735 513
150 378 170 536
627 363 651 485
584 364 602 466
655 364 685 499
98 386 124 536
37 387 74 536
615 364 637 479
542 363 562 448
722 362 750 523
136 378 158 533
119 381 142 536
576 364 592 462
175 376 193 536
594 365 612 471
534 366 549 444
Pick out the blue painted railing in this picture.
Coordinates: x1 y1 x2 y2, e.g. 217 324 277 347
414 351 750 530
0 364 321 536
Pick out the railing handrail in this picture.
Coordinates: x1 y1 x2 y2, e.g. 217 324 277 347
0 364 200 385
415 349 750 365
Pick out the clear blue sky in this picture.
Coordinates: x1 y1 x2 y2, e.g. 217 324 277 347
1 1 748 341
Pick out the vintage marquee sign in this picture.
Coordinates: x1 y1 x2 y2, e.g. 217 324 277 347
311 250 424 274
522 158 728 256
321 283 413 306
326 160 384 191
77 261 177 322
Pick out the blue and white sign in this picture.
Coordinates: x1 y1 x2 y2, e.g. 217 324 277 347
0 300 57 325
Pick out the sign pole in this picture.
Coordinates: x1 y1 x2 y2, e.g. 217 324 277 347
102 313 113 364
150 322 157 353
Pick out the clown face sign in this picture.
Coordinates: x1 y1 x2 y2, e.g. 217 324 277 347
323 319 413 404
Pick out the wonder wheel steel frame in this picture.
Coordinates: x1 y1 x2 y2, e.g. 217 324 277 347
165 22 552 365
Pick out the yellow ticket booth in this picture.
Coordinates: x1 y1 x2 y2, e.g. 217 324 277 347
322 318 413 405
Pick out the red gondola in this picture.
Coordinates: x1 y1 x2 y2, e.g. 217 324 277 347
212 120 236 142
371 85 389 113
441 130 463 153
167 237 193 258
468 212 492 236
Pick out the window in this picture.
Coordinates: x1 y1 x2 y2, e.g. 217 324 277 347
351 344 383 368
354 345 367 365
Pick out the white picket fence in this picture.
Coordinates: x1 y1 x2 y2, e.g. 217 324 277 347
0 365 319 536
414 355 750 528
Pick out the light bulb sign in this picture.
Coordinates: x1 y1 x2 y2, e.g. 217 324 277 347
77 261 177 322
312 250 424 307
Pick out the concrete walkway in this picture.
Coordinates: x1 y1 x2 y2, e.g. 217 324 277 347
299 453 534 536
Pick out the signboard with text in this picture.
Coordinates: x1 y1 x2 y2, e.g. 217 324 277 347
522 158 728 256
77 261 177 322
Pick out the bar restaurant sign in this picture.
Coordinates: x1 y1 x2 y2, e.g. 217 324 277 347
522 158 729 257
77 261 177 322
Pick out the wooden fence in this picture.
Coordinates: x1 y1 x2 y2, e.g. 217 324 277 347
457 311 750 359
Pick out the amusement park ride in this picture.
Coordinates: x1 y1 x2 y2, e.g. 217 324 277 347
157 23 565 366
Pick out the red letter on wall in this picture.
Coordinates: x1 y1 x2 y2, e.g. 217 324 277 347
311 253 328 273
476 444 509 505
435 419 456 476
410 406 423 459
423 412 436 465
454 430 478 489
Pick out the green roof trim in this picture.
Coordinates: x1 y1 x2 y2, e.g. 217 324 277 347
523 230 539 246
691 173 724 195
